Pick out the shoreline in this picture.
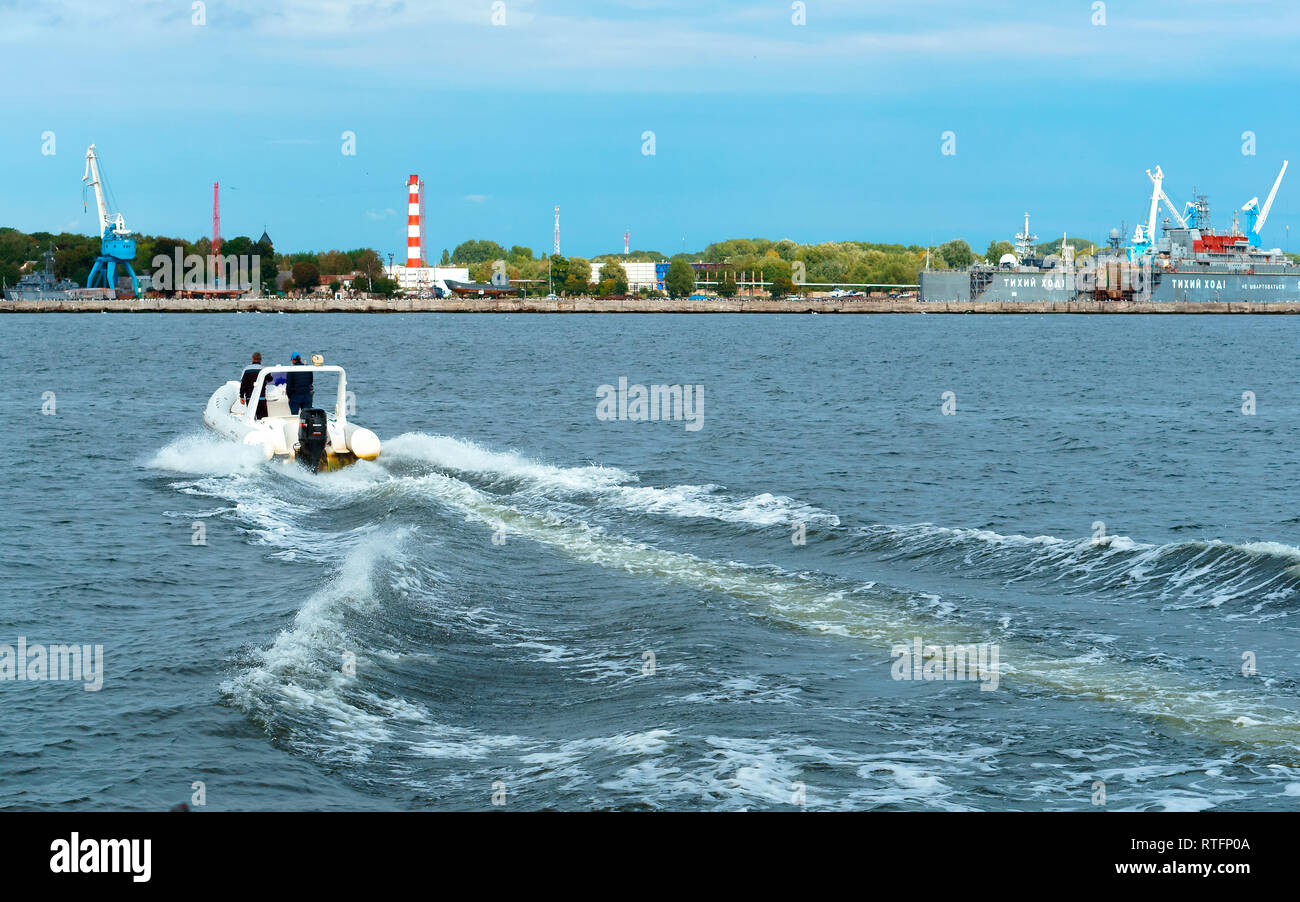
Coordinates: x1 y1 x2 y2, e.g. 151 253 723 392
7 296 1300 314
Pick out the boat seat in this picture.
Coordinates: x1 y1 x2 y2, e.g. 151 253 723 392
265 395 293 419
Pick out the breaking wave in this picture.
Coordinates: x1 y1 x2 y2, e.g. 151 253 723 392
854 523 1300 612
384 432 840 527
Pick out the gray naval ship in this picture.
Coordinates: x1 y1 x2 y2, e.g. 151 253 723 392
2 244 80 301
920 161 1299 303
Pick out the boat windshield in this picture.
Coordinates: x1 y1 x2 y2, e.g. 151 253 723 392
245 364 349 426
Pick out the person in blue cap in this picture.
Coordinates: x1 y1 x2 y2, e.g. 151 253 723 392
285 352 314 414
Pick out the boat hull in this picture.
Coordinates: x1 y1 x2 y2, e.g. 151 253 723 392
202 381 380 467
921 268 1300 303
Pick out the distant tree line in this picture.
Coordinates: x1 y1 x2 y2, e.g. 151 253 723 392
0 227 400 295
2 227 1100 300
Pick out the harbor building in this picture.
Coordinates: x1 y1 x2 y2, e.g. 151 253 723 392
588 259 668 291
385 265 471 294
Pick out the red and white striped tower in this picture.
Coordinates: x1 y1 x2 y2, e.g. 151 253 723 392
406 175 424 267
554 205 560 255
624 229 629 255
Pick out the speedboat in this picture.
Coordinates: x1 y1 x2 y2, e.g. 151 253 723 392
202 363 381 471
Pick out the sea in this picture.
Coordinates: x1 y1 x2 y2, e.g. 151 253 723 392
2 312 1299 811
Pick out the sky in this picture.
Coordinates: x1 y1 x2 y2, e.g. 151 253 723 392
2 0 1300 256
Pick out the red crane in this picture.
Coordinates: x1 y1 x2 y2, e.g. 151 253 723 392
212 182 221 257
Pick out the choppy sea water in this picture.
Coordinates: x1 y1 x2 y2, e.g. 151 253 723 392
2 312 1300 811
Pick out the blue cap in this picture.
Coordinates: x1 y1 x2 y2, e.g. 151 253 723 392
290 352 303 362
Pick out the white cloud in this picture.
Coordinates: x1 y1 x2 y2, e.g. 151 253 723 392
5 0 1300 96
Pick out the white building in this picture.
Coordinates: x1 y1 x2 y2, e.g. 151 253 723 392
385 265 470 293
588 259 660 290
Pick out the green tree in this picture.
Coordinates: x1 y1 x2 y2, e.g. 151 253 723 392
354 249 384 283
598 260 628 295
291 261 320 290
440 248 450 265
319 250 352 275
451 239 507 264
548 254 568 293
563 257 592 295
370 276 398 297
219 235 253 260
936 239 975 268
769 271 794 297
984 240 1015 263
665 260 695 298
757 257 793 296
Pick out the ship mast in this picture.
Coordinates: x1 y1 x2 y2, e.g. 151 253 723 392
1014 212 1037 260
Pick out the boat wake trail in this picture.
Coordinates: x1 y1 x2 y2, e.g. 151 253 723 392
368 461 1300 752
385 433 1300 617
153 430 1300 808
383 433 841 528
852 523 1300 616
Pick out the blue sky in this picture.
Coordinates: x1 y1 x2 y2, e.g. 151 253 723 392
3 0 1300 256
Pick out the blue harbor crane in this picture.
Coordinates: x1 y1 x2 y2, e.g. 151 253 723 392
82 144 139 296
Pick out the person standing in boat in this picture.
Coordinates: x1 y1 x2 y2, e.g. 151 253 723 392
286 352 314 415
238 352 269 420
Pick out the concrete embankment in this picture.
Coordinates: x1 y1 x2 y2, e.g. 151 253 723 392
7 296 1300 314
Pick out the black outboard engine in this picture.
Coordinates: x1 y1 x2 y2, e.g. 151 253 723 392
296 408 329 472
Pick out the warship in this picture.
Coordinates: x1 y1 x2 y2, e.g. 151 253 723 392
920 161 1298 303
2 244 80 301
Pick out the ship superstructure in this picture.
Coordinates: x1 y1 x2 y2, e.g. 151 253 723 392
921 162 1298 303
2 244 79 301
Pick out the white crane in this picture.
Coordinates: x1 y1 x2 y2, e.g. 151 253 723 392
83 144 131 239
1242 160 1288 238
1145 166 1188 235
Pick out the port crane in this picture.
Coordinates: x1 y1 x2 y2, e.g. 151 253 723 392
82 144 139 296
1144 166 1189 234
1240 160 1288 241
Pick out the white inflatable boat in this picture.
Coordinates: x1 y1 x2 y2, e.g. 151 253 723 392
202 363 381 471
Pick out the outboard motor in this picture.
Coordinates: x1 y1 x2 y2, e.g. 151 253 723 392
296 408 329 472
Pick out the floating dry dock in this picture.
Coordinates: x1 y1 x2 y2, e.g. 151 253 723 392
8 296 1300 314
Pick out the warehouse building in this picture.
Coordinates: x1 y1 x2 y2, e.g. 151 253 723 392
385 265 470 294
589 259 669 291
